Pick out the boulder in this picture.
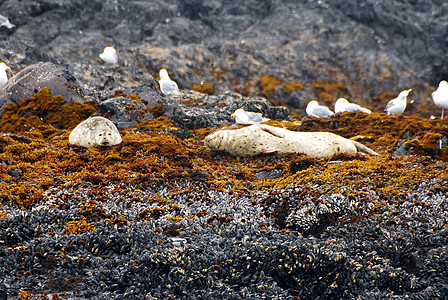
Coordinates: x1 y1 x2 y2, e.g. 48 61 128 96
0 62 83 111
98 96 154 129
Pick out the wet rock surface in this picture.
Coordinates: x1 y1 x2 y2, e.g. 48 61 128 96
1 1 448 299
1 0 447 117
98 96 154 130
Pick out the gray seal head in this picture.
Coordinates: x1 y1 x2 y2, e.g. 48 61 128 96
69 116 122 148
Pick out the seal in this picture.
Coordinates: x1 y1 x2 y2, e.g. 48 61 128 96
69 116 122 148
204 124 378 158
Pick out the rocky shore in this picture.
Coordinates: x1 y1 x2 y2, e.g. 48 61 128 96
1 1 448 299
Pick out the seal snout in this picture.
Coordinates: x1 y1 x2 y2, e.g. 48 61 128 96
98 131 113 146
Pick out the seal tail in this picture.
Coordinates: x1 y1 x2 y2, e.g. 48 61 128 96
353 141 379 156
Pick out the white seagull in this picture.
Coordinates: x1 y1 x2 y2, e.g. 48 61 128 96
158 68 180 96
231 108 270 125
306 100 334 119
384 89 412 116
0 62 11 87
431 80 448 120
334 98 372 114
0 15 15 29
99 46 118 64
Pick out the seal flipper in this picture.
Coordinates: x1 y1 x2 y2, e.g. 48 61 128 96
353 141 379 155
262 147 280 154
258 124 286 138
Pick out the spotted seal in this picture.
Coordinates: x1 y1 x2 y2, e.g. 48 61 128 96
204 124 378 157
69 116 122 148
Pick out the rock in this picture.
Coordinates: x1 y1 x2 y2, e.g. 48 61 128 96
0 62 83 111
255 169 283 180
0 0 447 117
162 90 289 130
120 86 163 109
0 283 7 300
228 98 290 121
98 96 154 129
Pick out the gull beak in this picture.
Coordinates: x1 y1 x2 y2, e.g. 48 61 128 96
231 113 236 117
406 89 412 92
6 66 11 70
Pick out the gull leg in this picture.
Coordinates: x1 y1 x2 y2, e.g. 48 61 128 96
442 109 445 120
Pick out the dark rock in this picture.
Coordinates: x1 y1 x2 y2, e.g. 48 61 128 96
228 98 290 121
0 284 6 300
9 135 31 144
255 169 283 180
290 158 315 173
7 168 21 178
98 96 154 129
121 86 162 109
1 0 447 117
435 163 446 170
394 141 412 156
0 62 83 111
169 106 216 129
162 90 289 129
162 128 195 140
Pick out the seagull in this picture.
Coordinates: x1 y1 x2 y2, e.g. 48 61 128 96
334 98 372 114
99 46 118 64
231 108 270 125
0 62 11 86
158 69 180 96
306 100 334 119
0 15 15 29
384 89 412 116
431 80 448 120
